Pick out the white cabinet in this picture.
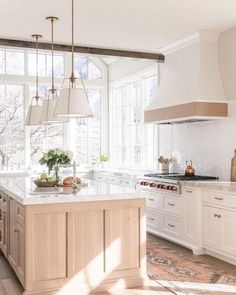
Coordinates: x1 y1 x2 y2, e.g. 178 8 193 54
183 188 198 243
144 186 201 254
203 206 219 250
219 209 236 256
203 201 236 258
94 171 137 188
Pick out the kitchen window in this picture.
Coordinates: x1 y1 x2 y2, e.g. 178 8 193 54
110 67 158 169
28 51 64 78
0 83 25 167
0 47 107 169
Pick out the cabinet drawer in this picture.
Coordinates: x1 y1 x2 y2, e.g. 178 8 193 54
144 193 162 210
163 216 180 236
16 204 25 226
96 174 108 182
121 179 136 188
107 177 122 185
147 211 161 229
0 194 7 212
203 191 236 209
163 196 180 215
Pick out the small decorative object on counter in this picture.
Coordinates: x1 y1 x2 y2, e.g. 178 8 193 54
34 173 58 187
100 154 109 169
158 156 172 173
231 150 236 182
63 176 81 187
184 160 195 176
39 149 73 180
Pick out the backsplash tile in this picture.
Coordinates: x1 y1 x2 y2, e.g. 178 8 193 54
158 118 236 180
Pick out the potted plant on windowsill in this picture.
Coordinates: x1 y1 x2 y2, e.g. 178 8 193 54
100 155 109 169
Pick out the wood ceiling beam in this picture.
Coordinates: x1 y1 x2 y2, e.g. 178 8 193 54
0 38 165 62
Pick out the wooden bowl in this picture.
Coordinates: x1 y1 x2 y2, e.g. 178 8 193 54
34 180 58 187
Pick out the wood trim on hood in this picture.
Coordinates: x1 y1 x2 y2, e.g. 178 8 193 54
144 102 228 123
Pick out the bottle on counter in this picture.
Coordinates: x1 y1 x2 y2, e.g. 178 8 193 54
231 150 236 182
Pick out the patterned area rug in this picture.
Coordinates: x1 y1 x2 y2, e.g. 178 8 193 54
147 234 236 294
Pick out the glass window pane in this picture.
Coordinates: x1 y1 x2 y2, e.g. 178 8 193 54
88 61 102 80
74 89 101 164
28 53 46 76
46 54 64 78
29 123 64 166
0 84 24 167
75 56 88 79
6 50 24 75
0 50 5 74
110 73 156 168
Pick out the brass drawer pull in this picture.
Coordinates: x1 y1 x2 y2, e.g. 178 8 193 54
214 214 218 217
148 198 154 201
168 203 175 206
168 223 175 228
14 229 19 233
218 214 221 218
185 190 193 193
215 197 223 201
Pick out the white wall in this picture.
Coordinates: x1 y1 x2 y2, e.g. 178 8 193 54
157 27 236 180
109 58 155 81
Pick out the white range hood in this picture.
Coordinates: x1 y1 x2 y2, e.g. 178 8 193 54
145 31 228 124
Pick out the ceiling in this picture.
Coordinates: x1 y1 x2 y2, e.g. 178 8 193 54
1 0 236 53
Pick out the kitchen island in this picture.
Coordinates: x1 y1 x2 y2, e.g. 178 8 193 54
0 177 146 295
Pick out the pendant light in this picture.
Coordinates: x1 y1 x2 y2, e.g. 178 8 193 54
25 34 43 125
54 0 93 118
40 16 68 123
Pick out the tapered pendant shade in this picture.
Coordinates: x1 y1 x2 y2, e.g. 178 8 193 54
54 88 93 118
25 104 42 125
40 99 68 123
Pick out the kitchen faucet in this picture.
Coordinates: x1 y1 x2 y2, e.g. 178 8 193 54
55 161 79 194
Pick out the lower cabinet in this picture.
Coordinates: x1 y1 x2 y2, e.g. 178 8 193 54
8 198 25 286
146 187 199 251
203 205 236 257
0 209 8 256
0 193 8 257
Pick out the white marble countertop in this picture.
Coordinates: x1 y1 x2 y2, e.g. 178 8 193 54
181 180 236 193
0 177 144 205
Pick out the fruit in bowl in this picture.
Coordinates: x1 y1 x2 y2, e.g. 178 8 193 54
34 174 58 187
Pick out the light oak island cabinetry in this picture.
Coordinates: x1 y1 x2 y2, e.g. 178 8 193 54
0 178 146 295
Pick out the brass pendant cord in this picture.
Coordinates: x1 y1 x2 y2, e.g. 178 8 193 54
31 34 42 106
35 35 39 104
71 0 75 86
51 18 55 97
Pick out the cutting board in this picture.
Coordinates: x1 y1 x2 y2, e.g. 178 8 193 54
231 150 236 182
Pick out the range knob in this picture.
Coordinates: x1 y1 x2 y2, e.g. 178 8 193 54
157 183 162 188
149 182 157 188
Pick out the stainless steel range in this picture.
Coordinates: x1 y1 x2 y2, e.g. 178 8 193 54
138 173 219 194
